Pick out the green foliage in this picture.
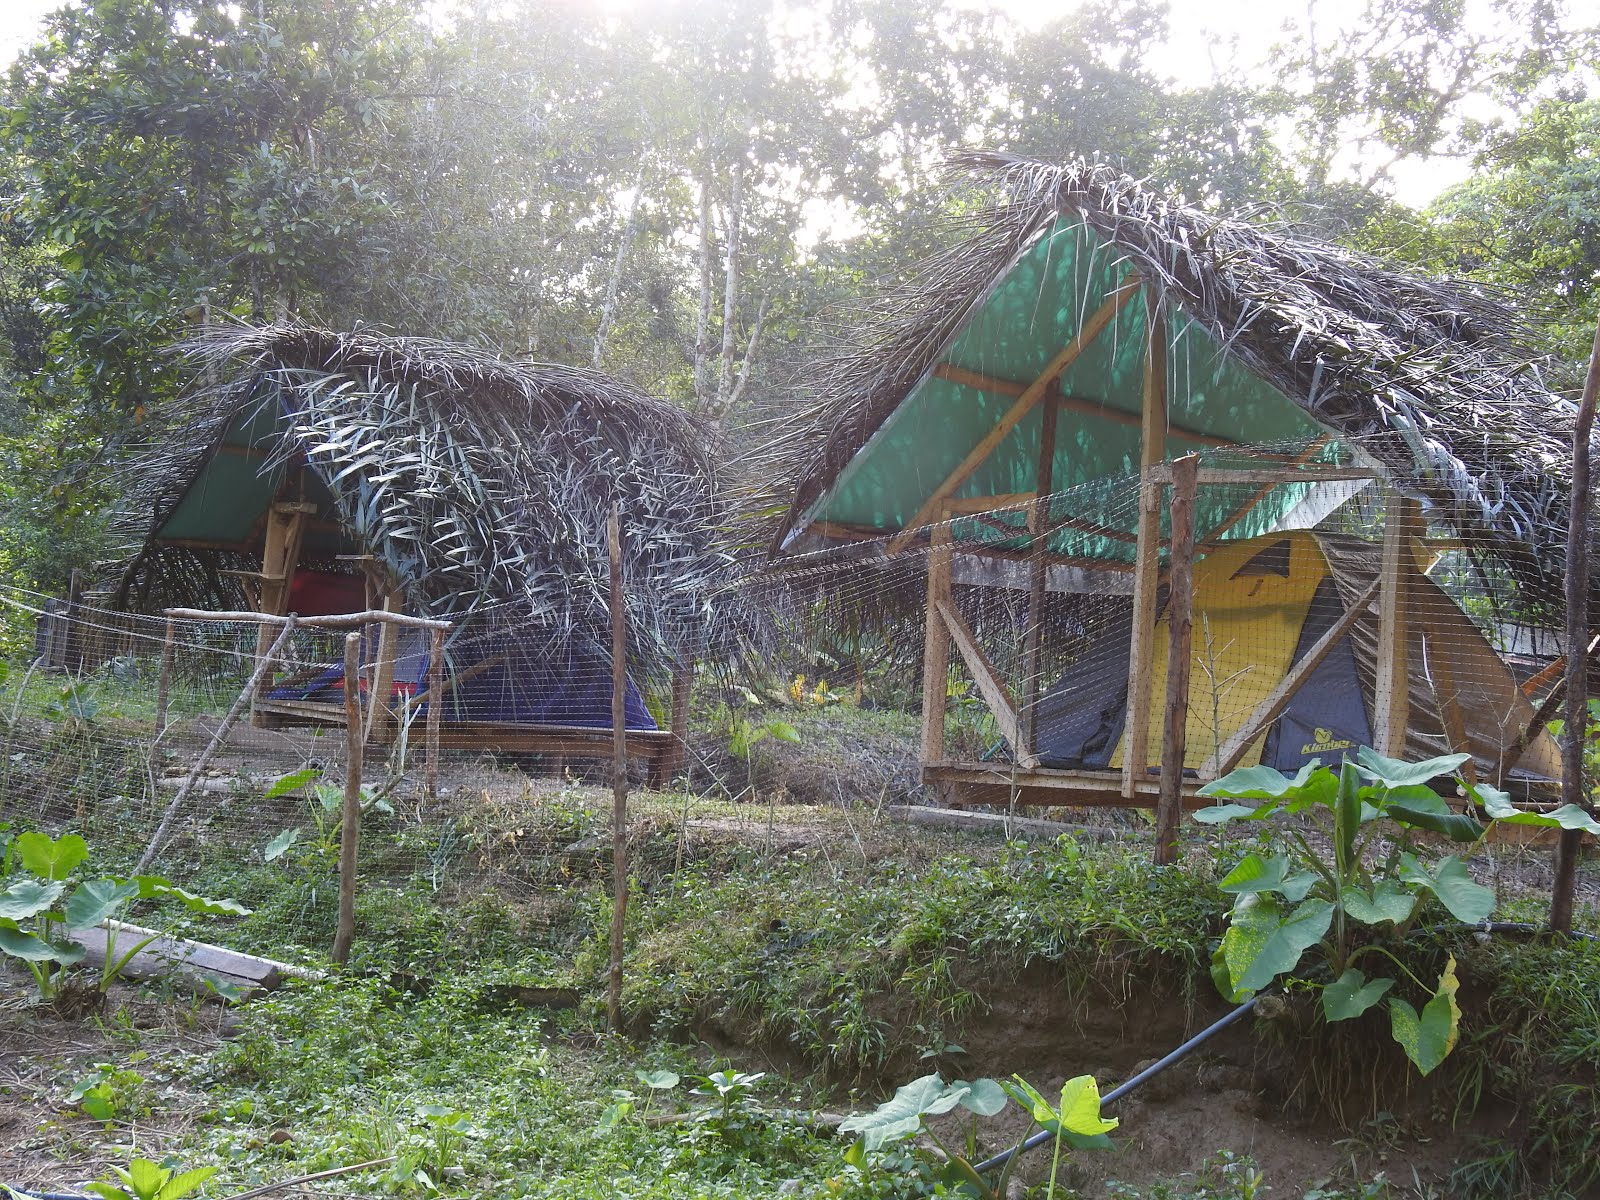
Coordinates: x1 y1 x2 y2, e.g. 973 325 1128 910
1198 747 1588 1077
85 1158 215 1200
260 766 394 864
0 828 249 1002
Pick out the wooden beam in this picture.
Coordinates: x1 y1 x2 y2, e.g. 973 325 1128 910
1201 576 1382 779
943 492 1036 513
1022 395 1059 754
936 597 1039 768
164 607 452 631
920 519 954 766
933 362 1244 450
1156 454 1198 862
1199 438 1334 542
1146 464 1383 485
889 279 1140 553
1373 492 1423 758
1121 290 1167 799
1497 634 1600 784
364 588 405 743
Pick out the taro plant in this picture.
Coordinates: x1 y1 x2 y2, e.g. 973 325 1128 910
86 1158 214 1200
262 766 393 862
1198 747 1600 1075
0 830 250 1003
840 1072 1116 1198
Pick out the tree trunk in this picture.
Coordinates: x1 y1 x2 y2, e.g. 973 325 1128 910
716 153 744 413
592 155 647 368
692 122 716 413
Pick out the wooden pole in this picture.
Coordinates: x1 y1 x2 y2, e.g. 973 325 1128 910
657 662 694 787
332 633 364 966
920 517 954 770
1121 288 1167 798
154 617 176 737
1155 454 1197 864
424 626 445 807
1373 490 1422 759
607 505 629 1031
1553 316 1600 933
1022 398 1059 755
364 589 404 744
63 567 83 672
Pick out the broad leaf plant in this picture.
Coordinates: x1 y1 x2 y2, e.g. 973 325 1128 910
1198 747 1600 1075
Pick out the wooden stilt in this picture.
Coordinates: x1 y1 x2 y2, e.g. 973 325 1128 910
1373 491 1423 759
1022 398 1059 755
1155 454 1197 863
154 617 176 738
655 662 694 788
332 633 364 966
607 506 630 1032
920 518 954 771
1122 290 1167 799
363 588 404 744
424 626 445 807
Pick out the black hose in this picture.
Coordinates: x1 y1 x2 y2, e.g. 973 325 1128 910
2 1189 93 1200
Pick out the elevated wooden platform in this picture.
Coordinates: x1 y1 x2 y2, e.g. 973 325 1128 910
254 699 681 785
924 761 1213 810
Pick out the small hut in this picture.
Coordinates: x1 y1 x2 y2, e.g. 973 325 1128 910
765 153 1573 812
112 325 744 782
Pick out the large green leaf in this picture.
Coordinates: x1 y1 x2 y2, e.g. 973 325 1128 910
1219 893 1334 996
1388 957 1461 1076
1199 760 1322 802
1382 787 1485 842
1355 747 1471 789
15 831 89 881
0 925 86 964
838 1074 968 1152
0 878 64 921
1217 854 1317 901
1398 854 1495 923
265 767 321 798
1343 880 1417 926
1472 784 1600 836
1334 761 1363 876
1054 1075 1118 1137
1192 803 1265 825
149 884 250 917
950 1077 1007 1117
263 827 302 862
1322 967 1394 1022
64 879 139 931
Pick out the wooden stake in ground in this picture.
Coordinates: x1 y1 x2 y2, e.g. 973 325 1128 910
333 632 365 966
136 618 299 874
1156 454 1197 864
424 625 445 807
1553 316 1600 933
607 506 630 1031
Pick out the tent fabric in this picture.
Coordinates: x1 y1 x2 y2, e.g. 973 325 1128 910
265 632 658 731
1033 531 1561 780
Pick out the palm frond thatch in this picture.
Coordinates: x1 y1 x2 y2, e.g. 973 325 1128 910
113 324 751 664
762 152 1580 594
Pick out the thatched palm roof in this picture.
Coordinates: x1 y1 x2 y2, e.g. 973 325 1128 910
112 324 745 663
766 152 1578 595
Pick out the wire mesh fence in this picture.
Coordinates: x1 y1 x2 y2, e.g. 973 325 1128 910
0 436 1587 963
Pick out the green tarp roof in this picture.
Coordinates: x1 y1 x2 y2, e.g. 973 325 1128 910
803 216 1338 562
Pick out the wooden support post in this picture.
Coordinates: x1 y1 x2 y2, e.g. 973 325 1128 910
251 501 314 724
363 588 404 744
936 598 1039 768
424 626 445 807
1121 289 1167 799
655 662 694 787
154 617 176 738
607 506 629 1032
332 633 364 966
1022 398 1059 755
1553 315 1600 934
63 568 84 672
920 517 954 770
1156 454 1197 863
1423 621 1476 786
1373 491 1423 759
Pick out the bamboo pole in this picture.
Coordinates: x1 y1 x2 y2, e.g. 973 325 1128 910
162 607 452 631
332 633 364 966
424 626 445 808
1553 316 1600 933
1156 454 1198 864
607 506 629 1031
154 617 176 737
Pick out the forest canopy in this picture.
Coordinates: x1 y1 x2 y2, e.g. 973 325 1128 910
0 0 1595 590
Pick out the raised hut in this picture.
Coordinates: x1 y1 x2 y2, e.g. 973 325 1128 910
766 153 1572 821
112 325 744 781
